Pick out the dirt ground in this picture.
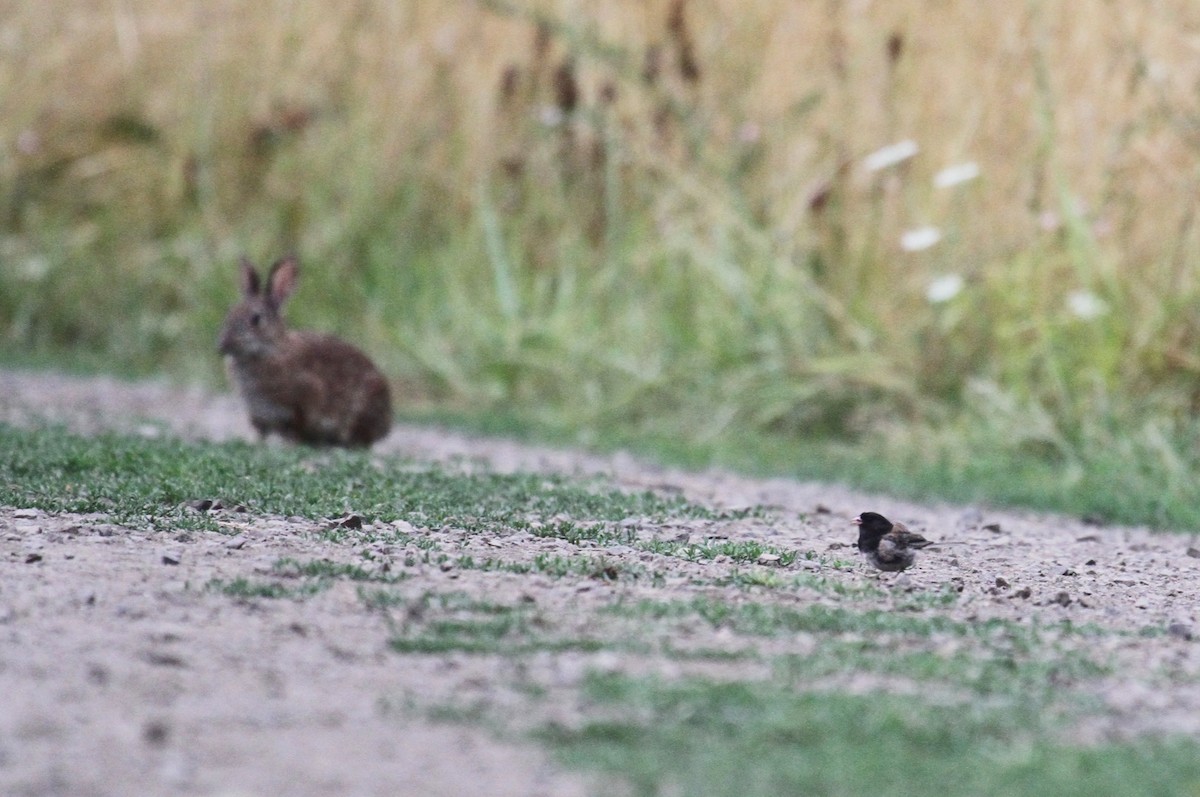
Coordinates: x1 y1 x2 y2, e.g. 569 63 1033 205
3 369 1200 797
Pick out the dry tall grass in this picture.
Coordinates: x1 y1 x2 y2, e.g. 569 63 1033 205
4 1 1200 453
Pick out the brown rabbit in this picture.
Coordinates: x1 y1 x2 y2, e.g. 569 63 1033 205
218 255 392 447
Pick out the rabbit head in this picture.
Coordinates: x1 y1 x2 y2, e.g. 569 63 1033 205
218 256 298 359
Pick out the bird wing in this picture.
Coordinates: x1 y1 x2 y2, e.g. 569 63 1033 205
886 529 933 550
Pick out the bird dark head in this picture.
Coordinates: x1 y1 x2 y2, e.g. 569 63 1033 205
854 511 894 550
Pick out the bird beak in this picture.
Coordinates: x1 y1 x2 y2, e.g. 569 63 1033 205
852 515 862 525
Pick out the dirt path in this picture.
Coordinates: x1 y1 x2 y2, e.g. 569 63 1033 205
3 370 1200 796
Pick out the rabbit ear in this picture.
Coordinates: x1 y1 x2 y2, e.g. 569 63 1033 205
239 257 261 296
266 255 299 308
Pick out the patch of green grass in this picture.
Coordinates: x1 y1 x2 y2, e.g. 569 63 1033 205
644 564 873 594
360 589 520 614
701 568 791 590
608 598 1112 699
206 556 407 600
358 588 411 610
382 592 623 656
394 614 526 654
520 520 825 582
207 576 329 600
890 585 962 610
526 521 635 547
773 639 1109 701
0 423 730 530
611 598 1002 638
453 552 652 582
272 557 406 584
389 628 611 656
617 597 1117 647
636 537 799 566
384 549 645 582
543 673 1200 797
768 572 884 597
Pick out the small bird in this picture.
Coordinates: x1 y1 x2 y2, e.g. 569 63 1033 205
853 511 934 572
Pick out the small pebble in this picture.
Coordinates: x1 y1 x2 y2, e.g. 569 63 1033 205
144 650 185 668
1167 623 1194 641
161 552 182 566
143 720 170 746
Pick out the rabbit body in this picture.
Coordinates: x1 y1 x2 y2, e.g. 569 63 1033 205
219 256 391 448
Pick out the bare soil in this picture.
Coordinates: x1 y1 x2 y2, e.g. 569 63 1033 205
2 370 1200 796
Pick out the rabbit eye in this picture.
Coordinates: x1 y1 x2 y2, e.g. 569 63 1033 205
250 312 262 327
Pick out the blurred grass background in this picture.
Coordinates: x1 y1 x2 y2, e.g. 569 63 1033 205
4 0 1200 526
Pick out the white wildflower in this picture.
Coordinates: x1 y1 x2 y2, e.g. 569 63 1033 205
863 139 918 172
16 129 40 156
1066 290 1107 320
933 161 980 188
926 274 964 304
900 226 942 252
20 255 49 281
736 122 762 145
536 105 565 128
